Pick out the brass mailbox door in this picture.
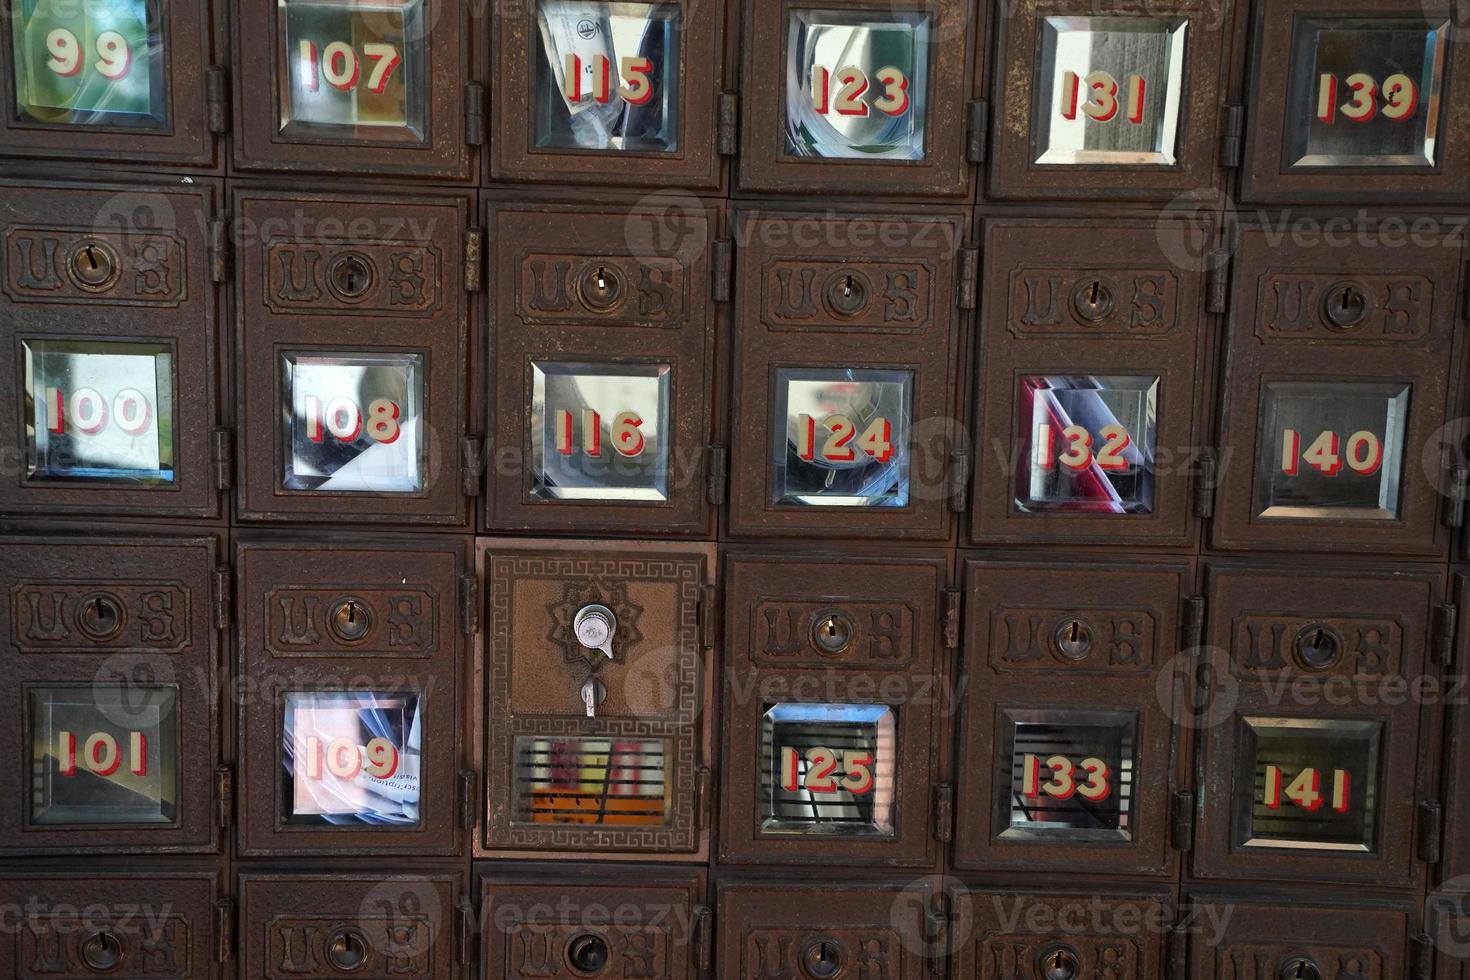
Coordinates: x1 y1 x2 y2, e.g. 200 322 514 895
1211 217 1464 557
969 217 1212 546
1239 0 1470 204
719 550 947 868
476 539 714 860
0 0 219 169
230 0 474 178
233 188 472 526
479 866 708 978
954 558 1190 877
235 536 468 857
490 0 724 188
0 179 222 520
1193 562 1441 888
1187 892 1419 977
483 200 721 536
0 531 221 856
985 0 1232 201
737 0 979 196
727 208 969 540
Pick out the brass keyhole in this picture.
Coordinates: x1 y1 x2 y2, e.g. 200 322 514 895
328 596 373 643
1038 945 1080 980
801 937 842 978
80 928 124 971
1278 956 1322 980
1070 276 1115 322
1292 624 1342 672
567 933 610 973
78 592 125 641
824 269 869 316
67 239 120 291
327 253 374 300
1321 281 1369 329
578 262 625 310
811 611 855 655
1053 617 1096 660
326 926 369 972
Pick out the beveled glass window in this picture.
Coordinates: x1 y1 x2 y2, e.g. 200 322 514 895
530 361 671 501
997 707 1136 843
772 367 913 507
761 702 897 837
281 691 422 826
512 736 669 825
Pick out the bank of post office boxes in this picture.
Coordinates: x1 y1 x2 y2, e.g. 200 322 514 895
1211 217 1465 556
229 0 476 178
490 0 726 188
478 865 709 978
1192 561 1445 888
232 188 473 526
482 200 723 536
986 0 1235 201
238 870 466 978
954 558 1193 878
737 0 981 197
727 208 970 540
475 538 714 860
0 868 225 977
0 531 223 856
234 536 470 856
718 550 950 868
0 179 224 521
0 0 222 169
969 217 1214 546
1239 0 1470 204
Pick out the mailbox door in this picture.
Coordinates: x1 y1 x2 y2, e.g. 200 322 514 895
0 869 221 978
970 217 1212 546
0 531 220 855
728 208 968 540
0 0 218 168
483 200 720 536
719 551 946 868
234 188 471 526
490 0 723 188
1211 218 1464 556
235 536 467 856
736 0 977 196
1239 0 1470 204
240 871 462 979
1440 569 1470 882
476 538 713 859
986 0 1231 201
1193 562 1440 888
230 0 473 177
479 866 707 978
0 179 222 520
954 558 1189 877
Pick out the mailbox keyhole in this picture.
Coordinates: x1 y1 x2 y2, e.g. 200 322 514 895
824 269 869 316
567 933 610 973
67 238 119 290
326 927 368 972
1278 957 1322 980
1292 624 1342 672
579 262 625 310
1070 277 1115 322
81 928 124 971
812 611 855 655
1321 281 1369 329
328 596 373 643
1053 617 1096 660
801 938 842 978
1037 945 1080 980
78 592 124 641
327 253 374 300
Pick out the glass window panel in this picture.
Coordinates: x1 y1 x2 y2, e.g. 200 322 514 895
761 702 896 837
281 351 424 493
10 0 167 127
997 707 1136 843
282 691 422 826
29 685 178 826
1014 374 1158 514
772 367 912 507
530 361 671 501
23 340 175 485
1284 17 1446 167
1253 380 1409 520
1033 16 1187 166
532 0 681 152
1234 716 1381 852
512 736 669 825
278 0 427 141
784 9 929 160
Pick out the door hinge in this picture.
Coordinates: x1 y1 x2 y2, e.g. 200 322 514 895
213 566 232 630
718 92 739 156
206 66 230 135
1166 919 1187 980
1411 932 1434 980
457 768 475 831
1171 791 1195 851
1445 464 1468 528
1205 250 1231 314
461 436 483 497
210 427 233 491
711 238 732 302
947 447 970 512
941 588 961 650
1192 449 1217 519
1419 800 1443 863
1436 603 1458 668
215 766 233 829
1218 103 1244 168
956 246 979 310
214 899 234 964
460 574 479 635
1183 594 1205 651
705 444 727 506
208 218 230 284
691 905 713 976
965 99 988 164
464 226 483 292
464 82 485 146
698 583 717 650
927 893 950 978
695 764 714 829
932 782 953 842
455 898 475 965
